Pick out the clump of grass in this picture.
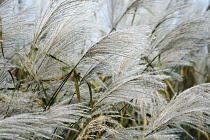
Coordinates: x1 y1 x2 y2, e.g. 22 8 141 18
0 0 210 139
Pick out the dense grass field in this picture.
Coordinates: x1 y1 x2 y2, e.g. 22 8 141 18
0 0 210 139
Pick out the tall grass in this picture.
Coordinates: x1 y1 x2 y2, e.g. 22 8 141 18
0 0 210 139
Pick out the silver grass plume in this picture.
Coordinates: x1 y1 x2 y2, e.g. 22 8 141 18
139 83 210 140
0 101 90 140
